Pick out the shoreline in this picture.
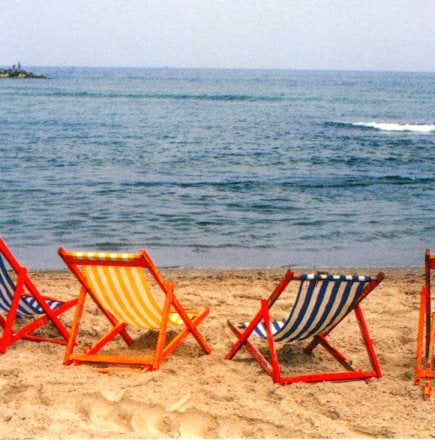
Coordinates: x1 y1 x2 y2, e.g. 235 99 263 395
26 265 422 274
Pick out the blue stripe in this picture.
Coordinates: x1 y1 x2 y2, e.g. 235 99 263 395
0 255 63 317
0 256 33 316
303 278 342 339
291 278 330 341
275 278 306 339
0 256 15 293
240 321 284 339
341 280 367 317
20 296 63 314
320 280 354 332
275 279 315 342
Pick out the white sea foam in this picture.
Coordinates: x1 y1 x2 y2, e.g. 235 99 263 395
352 122 435 133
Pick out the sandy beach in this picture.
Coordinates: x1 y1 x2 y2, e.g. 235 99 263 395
0 266 433 439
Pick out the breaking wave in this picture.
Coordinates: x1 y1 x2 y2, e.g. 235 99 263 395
350 122 435 133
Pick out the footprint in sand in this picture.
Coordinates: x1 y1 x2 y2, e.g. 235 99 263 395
66 391 221 438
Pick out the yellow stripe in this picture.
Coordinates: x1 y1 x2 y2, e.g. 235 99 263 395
134 268 164 321
126 267 162 328
105 266 143 328
83 266 114 317
111 267 151 328
92 266 124 322
118 267 159 328
80 262 184 330
84 266 152 328
86 266 134 326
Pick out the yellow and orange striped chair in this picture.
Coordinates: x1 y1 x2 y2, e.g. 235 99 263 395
58 248 212 373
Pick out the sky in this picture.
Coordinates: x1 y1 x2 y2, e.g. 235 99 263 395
0 0 434 72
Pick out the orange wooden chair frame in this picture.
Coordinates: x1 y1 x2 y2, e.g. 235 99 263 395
0 238 78 353
415 249 435 399
58 247 212 373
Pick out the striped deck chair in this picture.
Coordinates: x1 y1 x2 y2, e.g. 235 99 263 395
58 248 212 373
415 249 435 399
225 270 385 384
0 238 77 353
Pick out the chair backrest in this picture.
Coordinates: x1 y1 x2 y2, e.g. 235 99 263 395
0 239 56 317
59 250 169 329
274 273 375 343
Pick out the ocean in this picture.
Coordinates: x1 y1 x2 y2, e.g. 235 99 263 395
0 67 433 269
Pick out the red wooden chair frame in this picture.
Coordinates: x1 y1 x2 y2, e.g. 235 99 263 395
415 249 435 399
0 238 77 353
58 247 212 373
225 270 385 385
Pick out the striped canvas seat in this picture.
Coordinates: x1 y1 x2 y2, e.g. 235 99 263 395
239 274 372 343
59 248 212 372
0 255 63 317
226 269 384 385
78 262 189 329
0 237 77 353
69 252 191 329
240 321 284 338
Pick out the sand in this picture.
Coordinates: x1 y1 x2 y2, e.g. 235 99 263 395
0 267 433 438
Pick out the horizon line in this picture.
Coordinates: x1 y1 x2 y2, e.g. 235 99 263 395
1 64 434 74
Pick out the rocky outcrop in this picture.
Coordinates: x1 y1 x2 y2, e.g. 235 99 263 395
0 67 46 79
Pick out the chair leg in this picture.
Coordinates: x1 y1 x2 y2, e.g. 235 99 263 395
153 286 173 370
226 320 274 377
0 275 25 353
423 313 435 399
262 300 281 383
64 287 87 365
416 286 427 385
171 296 212 354
225 308 265 360
0 315 6 351
355 304 382 377
160 308 211 364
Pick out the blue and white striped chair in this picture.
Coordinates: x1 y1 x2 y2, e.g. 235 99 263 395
0 238 77 353
225 270 385 384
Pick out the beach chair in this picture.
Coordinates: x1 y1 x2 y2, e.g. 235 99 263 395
0 238 77 353
415 249 435 399
58 248 212 372
225 270 385 384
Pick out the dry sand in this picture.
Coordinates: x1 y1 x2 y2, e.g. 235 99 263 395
0 267 433 438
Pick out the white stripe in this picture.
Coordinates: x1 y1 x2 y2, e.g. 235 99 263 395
275 280 311 339
320 283 360 334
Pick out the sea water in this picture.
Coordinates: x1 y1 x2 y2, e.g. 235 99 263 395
0 67 433 268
